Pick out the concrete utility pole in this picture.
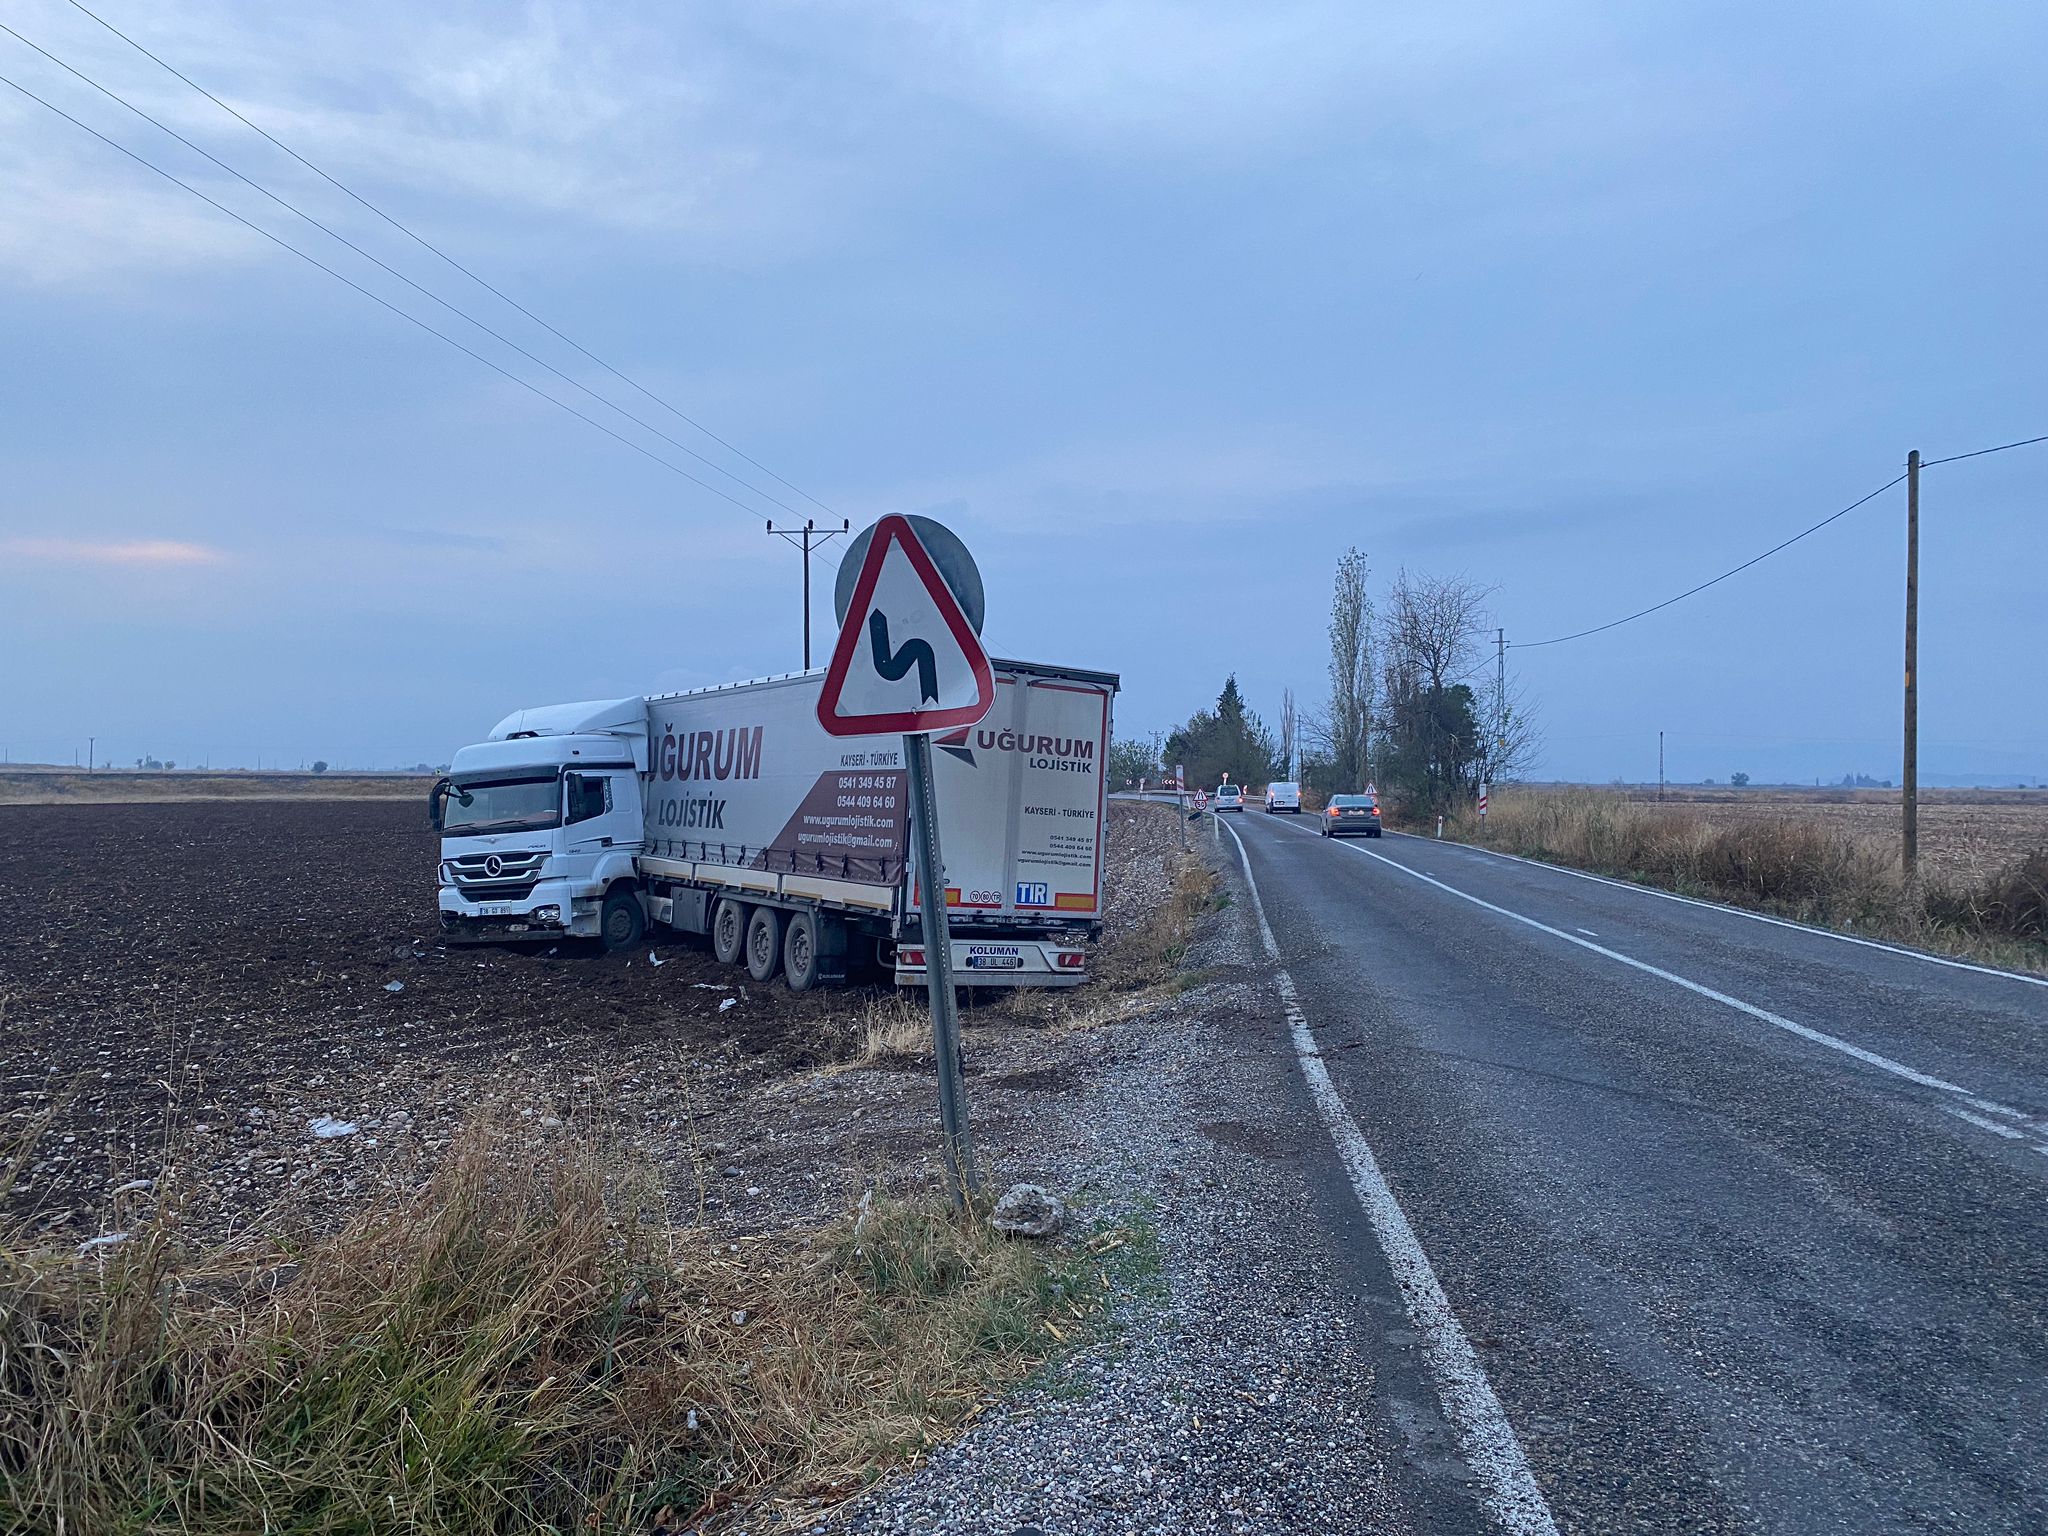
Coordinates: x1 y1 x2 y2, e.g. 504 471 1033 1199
1659 730 1666 802
767 518 851 669
1903 449 1921 903
88 735 95 773
1495 628 1507 773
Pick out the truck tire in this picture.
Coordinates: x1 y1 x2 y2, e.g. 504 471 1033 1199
782 910 822 992
745 905 784 983
600 887 645 952
711 898 746 965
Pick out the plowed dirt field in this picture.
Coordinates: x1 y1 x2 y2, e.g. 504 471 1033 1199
1 799 1186 1239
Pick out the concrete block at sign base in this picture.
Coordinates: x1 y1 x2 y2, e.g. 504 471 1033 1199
990 1183 1066 1239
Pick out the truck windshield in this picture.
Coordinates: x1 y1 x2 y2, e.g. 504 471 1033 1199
442 775 560 835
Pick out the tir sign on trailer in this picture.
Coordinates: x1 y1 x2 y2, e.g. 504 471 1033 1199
816 515 995 737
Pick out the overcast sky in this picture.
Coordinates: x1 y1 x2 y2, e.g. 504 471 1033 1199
3 0 2042 783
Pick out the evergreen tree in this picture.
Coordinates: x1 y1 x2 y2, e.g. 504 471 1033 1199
1165 676 1281 788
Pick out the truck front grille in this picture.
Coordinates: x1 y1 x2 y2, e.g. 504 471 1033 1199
448 850 546 904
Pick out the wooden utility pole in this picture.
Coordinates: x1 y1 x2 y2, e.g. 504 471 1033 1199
1902 450 1921 902
1659 730 1666 802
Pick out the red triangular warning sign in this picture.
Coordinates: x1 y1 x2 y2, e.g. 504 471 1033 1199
816 515 995 737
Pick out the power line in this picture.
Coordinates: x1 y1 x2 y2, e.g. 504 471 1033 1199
1516 430 2046 651
1 21 818 522
1919 433 2048 469
61 0 840 520
1515 474 1906 649
0 70 793 516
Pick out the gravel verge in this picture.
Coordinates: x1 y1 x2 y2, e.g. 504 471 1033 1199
819 810 1414 1536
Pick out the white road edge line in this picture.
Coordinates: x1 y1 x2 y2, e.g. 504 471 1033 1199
1320 831 2014 1106
1247 811 2048 1157
1230 800 2043 989
1384 828 2048 990
1947 1107 2027 1140
1220 819 1562 1536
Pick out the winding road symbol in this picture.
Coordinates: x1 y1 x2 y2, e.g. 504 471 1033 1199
868 610 939 704
815 512 993 737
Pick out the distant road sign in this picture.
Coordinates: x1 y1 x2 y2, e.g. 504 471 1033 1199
817 514 995 737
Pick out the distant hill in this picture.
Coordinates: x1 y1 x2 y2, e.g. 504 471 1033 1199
1919 772 2043 789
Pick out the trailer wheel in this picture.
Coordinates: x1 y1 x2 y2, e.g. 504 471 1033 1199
600 887 645 953
744 905 785 982
711 898 746 965
782 911 822 992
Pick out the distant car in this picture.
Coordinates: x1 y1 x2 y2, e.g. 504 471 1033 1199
1265 780 1302 813
1321 793 1382 837
1213 784 1246 813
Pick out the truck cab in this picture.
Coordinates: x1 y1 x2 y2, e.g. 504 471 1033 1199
432 698 649 947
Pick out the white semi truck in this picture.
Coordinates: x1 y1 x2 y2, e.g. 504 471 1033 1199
430 658 1118 989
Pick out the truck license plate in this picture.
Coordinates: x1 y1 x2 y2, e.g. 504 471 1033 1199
479 904 512 916
965 953 1023 969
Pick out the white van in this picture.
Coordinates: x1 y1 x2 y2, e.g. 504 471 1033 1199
1265 780 1302 813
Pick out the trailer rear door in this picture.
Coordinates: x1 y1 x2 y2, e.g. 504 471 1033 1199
918 668 1113 927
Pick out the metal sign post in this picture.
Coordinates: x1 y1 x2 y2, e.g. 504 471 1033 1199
816 513 993 1216
904 731 974 1208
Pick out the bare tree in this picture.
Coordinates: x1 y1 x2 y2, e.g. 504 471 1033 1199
1326 548 1374 790
1279 688 1298 779
1382 569 1491 696
1378 570 1495 808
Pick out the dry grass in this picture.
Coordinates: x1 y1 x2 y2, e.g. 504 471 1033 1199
0 770 431 806
0 1118 1105 1535
1635 798 2047 891
855 995 934 1066
1121 854 1219 987
1085 813 1218 996
1456 788 2047 970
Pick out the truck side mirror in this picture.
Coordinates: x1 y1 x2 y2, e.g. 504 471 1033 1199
429 777 451 831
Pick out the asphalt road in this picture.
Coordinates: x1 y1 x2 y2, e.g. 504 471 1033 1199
1209 805 2048 1535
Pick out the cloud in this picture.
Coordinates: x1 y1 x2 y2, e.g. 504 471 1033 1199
0 0 887 288
358 524 506 553
0 0 1597 293
1 537 226 565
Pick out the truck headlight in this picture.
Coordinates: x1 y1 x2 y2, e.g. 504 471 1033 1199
533 905 561 923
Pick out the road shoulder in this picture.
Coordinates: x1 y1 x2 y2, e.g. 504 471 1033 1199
835 815 1512 1535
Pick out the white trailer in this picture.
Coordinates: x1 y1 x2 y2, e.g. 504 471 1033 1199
431 658 1117 989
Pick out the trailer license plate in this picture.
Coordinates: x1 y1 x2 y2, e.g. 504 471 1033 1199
966 952 1023 970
